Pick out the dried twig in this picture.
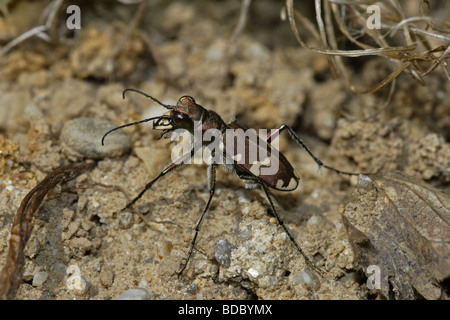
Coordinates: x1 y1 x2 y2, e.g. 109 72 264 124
0 161 96 300
0 0 63 57
230 0 252 42
285 0 450 93
107 0 146 73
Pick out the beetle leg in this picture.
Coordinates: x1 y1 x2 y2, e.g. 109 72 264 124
119 150 194 212
178 163 217 275
269 124 358 176
260 182 325 275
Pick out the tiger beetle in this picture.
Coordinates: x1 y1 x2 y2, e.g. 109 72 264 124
101 88 358 275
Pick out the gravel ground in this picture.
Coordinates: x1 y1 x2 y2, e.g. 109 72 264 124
0 1 448 300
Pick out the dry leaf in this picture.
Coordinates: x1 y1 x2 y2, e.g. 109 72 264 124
0 161 96 300
343 172 450 299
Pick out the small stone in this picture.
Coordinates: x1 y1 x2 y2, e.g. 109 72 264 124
66 265 90 295
215 239 235 268
142 256 153 264
247 268 260 279
139 279 147 289
63 220 80 240
61 208 75 230
358 174 373 189
134 147 169 178
32 272 48 287
70 237 93 254
99 266 115 288
117 288 152 300
118 211 133 229
236 224 252 241
81 219 93 231
60 117 131 159
306 215 321 226
299 269 320 291
24 237 40 258
23 262 38 281
67 275 90 296
187 282 199 295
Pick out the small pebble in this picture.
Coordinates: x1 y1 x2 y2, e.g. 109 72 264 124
32 272 48 287
139 279 147 289
60 117 131 159
247 268 260 279
99 266 115 288
118 211 133 229
187 282 199 295
117 288 152 300
66 274 90 295
358 174 373 189
66 265 90 295
299 269 320 291
306 215 321 226
236 224 252 241
214 239 234 268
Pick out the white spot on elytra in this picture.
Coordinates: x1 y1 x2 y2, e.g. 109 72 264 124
276 177 297 190
249 157 271 176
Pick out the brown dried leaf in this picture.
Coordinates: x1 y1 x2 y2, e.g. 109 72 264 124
0 161 96 300
344 172 450 300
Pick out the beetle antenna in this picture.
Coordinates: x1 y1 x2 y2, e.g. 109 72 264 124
101 116 164 146
123 88 172 109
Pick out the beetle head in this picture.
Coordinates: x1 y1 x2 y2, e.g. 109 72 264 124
101 90 205 145
153 96 203 133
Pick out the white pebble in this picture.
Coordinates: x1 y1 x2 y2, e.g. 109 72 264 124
358 174 372 188
139 279 147 288
299 269 320 291
247 268 259 278
307 215 320 226
32 272 48 287
117 288 152 300
66 266 90 296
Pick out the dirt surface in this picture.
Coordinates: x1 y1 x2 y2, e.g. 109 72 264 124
0 1 449 300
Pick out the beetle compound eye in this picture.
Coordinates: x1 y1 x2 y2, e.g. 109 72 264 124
179 96 195 105
172 111 194 130
173 111 192 126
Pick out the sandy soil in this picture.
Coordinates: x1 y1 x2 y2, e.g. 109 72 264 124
0 1 448 300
